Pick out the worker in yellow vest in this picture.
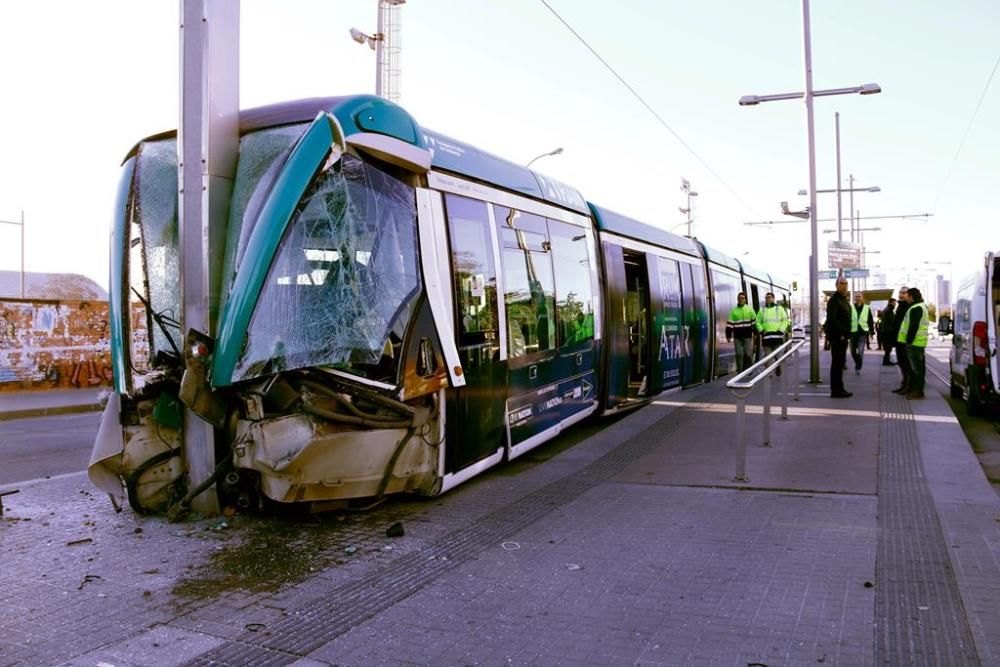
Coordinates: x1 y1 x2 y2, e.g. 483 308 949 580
725 291 757 372
755 291 789 376
850 292 874 375
899 286 929 399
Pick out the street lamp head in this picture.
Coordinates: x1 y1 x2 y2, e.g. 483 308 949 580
525 147 564 168
859 83 882 95
349 27 369 44
738 95 760 106
797 189 808 196
867 186 881 192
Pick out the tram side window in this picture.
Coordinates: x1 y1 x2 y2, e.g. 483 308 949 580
496 206 556 359
548 220 595 351
445 195 498 349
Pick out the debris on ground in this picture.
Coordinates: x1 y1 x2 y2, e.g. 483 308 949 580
66 537 93 547
386 521 405 537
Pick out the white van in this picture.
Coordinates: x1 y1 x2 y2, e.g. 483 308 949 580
946 252 1000 415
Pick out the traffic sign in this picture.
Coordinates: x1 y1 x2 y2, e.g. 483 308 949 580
823 268 869 278
828 240 861 269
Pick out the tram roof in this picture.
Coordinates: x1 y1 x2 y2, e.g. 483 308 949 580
587 205 701 257
737 260 771 284
122 95 589 215
698 241 743 273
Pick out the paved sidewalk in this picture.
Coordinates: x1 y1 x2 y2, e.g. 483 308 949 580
0 387 106 421
1 348 999 665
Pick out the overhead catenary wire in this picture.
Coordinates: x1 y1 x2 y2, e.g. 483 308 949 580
536 0 761 219
931 51 1000 213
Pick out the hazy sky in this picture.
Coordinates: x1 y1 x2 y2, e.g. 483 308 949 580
0 1 996 299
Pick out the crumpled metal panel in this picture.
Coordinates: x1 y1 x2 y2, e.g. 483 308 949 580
233 154 421 383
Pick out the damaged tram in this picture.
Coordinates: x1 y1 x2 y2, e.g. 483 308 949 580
89 95 790 515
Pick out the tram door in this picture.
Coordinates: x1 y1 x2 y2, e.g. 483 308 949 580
443 195 506 473
681 262 710 384
624 251 651 397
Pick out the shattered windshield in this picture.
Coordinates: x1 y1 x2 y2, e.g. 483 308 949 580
233 153 421 384
130 139 181 364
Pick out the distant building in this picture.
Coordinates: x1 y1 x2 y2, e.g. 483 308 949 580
0 270 108 301
935 274 951 308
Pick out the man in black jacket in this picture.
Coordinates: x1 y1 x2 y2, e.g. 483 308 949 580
891 287 912 393
826 276 853 398
879 298 897 365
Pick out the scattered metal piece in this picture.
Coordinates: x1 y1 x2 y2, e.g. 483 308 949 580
386 521 405 538
501 542 521 551
566 563 582 571
245 623 266 633
66 537 93 547
0 488 19 516
77 574 102 590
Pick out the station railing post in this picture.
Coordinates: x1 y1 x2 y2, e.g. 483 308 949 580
794 345 801 402
780 357 789 420
735 395 748 481
762 372 772 447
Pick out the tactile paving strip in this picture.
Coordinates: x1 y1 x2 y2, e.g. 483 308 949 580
876 392 979 665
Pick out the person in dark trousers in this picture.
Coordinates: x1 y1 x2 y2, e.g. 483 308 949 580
826 276 853 398
903 287 929 399
850 291 874 374
892 286 912 393
879 298 897 365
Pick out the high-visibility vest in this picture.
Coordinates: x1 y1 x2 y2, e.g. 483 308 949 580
898 302 929 347
850 304 872 333
726 304 756 338
756 305 788 344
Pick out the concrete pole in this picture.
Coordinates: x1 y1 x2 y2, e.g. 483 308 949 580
802 0 821 384
178 0 240 515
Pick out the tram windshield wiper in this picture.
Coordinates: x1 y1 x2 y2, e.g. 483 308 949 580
131 286 181 358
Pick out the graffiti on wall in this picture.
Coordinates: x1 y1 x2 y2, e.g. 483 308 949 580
0 299 148 391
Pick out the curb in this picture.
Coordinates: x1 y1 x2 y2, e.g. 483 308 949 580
0 403 104 422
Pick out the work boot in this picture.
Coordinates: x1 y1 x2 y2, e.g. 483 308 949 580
905 391 925 400
891 385 908 394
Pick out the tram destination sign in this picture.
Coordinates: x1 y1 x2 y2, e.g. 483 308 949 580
828 240 861 269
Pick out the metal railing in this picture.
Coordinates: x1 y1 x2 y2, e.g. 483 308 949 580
725 337 807 482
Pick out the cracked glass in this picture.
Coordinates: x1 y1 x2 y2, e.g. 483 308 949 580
222 123 306 303
131 139 180 362
234 153 421 384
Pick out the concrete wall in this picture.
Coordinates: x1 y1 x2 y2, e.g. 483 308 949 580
0 299 128 391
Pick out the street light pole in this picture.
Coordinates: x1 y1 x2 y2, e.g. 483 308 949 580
680 178 698 237
739 0 881 384
802 0 821 384
374 0 384 98
835 112 843 242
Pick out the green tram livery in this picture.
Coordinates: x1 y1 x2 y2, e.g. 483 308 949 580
89 95 790 514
